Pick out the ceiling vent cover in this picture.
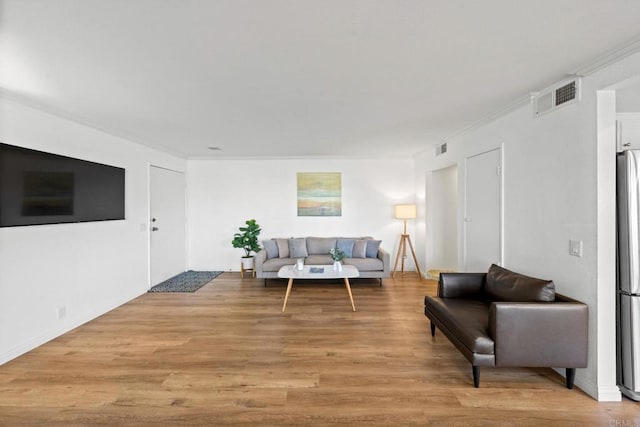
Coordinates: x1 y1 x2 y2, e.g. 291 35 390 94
533 77 581 116
436 143 447 156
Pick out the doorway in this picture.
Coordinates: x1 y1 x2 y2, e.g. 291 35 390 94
463 147 502 272
149 165 186 286
429 165 458 272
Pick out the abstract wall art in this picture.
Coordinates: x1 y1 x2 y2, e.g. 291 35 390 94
296 172 342 216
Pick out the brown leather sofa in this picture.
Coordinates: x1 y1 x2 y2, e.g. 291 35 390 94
424 264 588 388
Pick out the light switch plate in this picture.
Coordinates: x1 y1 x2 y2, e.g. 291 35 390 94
569 240 583 257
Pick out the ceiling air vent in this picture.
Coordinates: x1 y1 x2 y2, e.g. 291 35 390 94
436 143 447 156
533 77 581 117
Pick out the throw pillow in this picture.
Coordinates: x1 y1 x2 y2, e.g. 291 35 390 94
306 237 337 255
352 239 367 258
288 237 308 258
263 239 279 259
336 238 355 258
485 264 555 302
365 240 382 258
276 238 290 258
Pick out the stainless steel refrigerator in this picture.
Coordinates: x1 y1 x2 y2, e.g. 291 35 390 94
617 149 640 401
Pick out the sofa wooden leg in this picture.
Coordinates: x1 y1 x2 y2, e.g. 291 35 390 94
472 366 480 388
430 321 436 337
566 368 576 389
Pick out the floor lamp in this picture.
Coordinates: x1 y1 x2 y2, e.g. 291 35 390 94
392 204 423 280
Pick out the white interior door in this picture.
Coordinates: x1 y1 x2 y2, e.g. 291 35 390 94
150 165 186 286
464 148 502 272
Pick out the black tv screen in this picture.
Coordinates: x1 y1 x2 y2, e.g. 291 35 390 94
0 142 125 227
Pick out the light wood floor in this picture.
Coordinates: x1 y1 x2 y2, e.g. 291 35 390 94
0 273 637 425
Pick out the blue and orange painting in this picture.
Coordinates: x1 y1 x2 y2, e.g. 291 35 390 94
297 172 342 216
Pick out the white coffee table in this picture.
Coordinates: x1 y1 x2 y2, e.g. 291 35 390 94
277 265 360 312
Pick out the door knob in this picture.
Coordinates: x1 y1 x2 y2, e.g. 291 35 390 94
152 227 159 231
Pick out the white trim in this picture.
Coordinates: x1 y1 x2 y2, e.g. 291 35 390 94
0 88 187 160
596 385 624 402
439 36 640 147
595 90 623 403
574 35 640 77
443 95 530 143
0 290 145 366
146 162 152 289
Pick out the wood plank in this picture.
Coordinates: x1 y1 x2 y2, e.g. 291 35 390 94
0 273 636 425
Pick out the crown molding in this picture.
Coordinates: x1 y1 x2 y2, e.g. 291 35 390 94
441 94 532 143
187 154 415 161
573 35 640 77
0 87 187 160
439 35 640 146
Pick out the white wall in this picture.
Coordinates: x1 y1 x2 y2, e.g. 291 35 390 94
0 97 186 364
187 158 415 271
414 50 640 401
617 112 640 149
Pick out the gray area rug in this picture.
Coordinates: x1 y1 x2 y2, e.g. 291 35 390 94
149 270 223 293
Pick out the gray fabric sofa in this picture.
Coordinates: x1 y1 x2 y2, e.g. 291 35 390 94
254 236 390 280
424 264 588 388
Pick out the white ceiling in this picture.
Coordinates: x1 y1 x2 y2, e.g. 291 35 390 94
2 1 640 159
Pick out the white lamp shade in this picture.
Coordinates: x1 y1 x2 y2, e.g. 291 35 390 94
394 204 417 219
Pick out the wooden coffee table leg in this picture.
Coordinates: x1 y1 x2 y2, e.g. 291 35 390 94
282 278 294 312
344 278 356 311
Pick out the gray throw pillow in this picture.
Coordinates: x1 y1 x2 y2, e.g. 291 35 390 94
365 240 381 258
306 237 337 255
263 240 279 259
336 238 355 258
276 238 290 258
485 264 555 302
288 238 308 258
352 239 367 258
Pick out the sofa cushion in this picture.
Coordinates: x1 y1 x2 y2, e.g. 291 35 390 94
263 239 279 259
365 240 381 258
337 238 355 258
276 238 290 258
306 237 337 255
426 297 494 355
345 257 383 272
485 264 555 302
305 254 333 265
263 257 294 272
352 239 367 258
289 238 308 258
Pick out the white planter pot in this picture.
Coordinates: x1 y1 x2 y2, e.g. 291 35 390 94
241 256 254 270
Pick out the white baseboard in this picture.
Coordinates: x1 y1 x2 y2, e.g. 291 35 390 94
0 289 145 366
553 368 621 402
596 385 623 402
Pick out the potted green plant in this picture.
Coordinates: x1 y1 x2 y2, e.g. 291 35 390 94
329 247 345 272
231 219 262 271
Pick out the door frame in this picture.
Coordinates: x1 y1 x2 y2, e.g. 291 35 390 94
425 164 459 274
147 163 188 288
462 144 504 271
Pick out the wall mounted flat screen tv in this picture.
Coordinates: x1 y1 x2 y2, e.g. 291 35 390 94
0 142 125 227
